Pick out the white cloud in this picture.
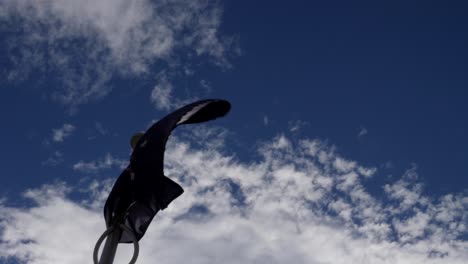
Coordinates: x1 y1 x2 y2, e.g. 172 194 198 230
1 135 467 264
393 210 431 243
73 153 128 173
384 166 428 212
0 0 234 108
333 157 357 173
0 183 102 264
52 123 75 142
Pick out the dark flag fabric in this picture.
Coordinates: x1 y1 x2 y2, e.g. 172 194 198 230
104 99 231 243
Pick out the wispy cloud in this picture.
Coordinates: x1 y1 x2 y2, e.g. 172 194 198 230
383 161 394 169
150 71 204 110
73 153 128 173
358 126 368 138
0 0 235 109
288 120 308 132
41 151 64 167
94 122 107 136
1 134 467 263
52 123 75 142
263 116 269 126
199 80 212 92
151 72 175 111
178 125 230 150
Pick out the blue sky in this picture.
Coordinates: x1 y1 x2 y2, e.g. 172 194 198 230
1 1 467 263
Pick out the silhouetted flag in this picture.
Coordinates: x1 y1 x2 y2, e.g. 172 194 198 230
104 99 231 243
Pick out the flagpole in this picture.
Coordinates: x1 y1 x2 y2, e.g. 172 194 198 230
98 226 122 264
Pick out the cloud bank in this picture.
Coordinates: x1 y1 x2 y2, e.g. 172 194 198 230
0 0 233 108
1 134 467 264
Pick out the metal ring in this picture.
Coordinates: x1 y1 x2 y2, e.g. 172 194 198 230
93 225 139 264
